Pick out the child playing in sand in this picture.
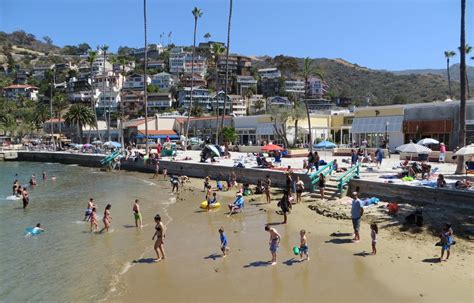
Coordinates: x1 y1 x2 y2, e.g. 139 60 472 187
90 207 98 232
204 176 210 191
370 223 378 255
439 223 454 262
205 184 212 201
207 192 217 211
299 229 309 261
219 227 229 257
162 168 168 180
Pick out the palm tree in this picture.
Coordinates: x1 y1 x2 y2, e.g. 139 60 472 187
219 0 233 144
204 33 211 42
456 0 467 174
444 50 456 98
458 44 472 98
184 7 203 149
301 57 324 152
212 43 225 143
64 104 96 144
101 44 112 141
254 98 264 114
245 87 254 116
87 50 99 142
143 0 149 154
53 94 69 147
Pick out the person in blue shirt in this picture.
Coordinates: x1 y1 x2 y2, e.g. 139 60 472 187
350 192 364 242
219 227 229 257
228 192 244 215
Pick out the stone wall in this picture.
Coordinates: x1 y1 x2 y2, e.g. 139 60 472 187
348 179 474 209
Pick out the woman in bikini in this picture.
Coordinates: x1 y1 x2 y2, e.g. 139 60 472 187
22 187 29 209
152 214 166 262
100 204 112 233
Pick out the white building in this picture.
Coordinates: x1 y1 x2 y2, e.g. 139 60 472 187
92 54 113 76
284 79 305 94
229 94 246 116
169 47 187 74
147 92 174 113
307 77 327 97
178 87 212 110
151 72 175 90
3 84 39 101
258 67 281 79
169 47 207 76
123 73 151 90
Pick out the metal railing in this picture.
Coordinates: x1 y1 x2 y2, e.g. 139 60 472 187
309 160 334 191
337 163 360 194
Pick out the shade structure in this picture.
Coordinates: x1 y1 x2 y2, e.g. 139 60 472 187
396 142 431 154
417 138 439 146
104 141 122 148
454 144 474 156
206 144 220 157
261 144 284 152
314 140 337 149
91 140 103 145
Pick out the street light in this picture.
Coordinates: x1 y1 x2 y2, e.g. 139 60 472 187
385 121 390 148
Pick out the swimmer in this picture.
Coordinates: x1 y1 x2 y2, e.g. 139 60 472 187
29 174 37 186
12 180 19 195
42 171 47 180
90 208 98 232
22 187 29 209
100 204 112 233
51 176 56 180
25 223 45 238
83 198 97 221
133 199 143 228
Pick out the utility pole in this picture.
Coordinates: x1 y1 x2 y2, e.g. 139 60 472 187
49 69 56 150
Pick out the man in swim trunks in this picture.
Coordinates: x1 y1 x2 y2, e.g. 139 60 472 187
265 225 281 265
133 199 143 228
22 187 29 209
84 198 97 221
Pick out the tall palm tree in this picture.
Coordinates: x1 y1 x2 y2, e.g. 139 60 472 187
212 43 225 143
204 32 211 42
53 94 69 147
87 50 99 142
444 50 456 98
219 0 233 143
64 104 96 144
245 87 254 116
184 7 203 149
143 0 149 154
301 57 324 152
458 44 472 97
456 0 467 174
101 44 112 141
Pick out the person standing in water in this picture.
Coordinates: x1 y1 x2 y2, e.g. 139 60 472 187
90 208 98 232
42 171 47 180
84 198 97 221
265 225 281 265
100 204 112 233
171 176 180 193
133 199 143 228
152 214 166 262
22 187 29 209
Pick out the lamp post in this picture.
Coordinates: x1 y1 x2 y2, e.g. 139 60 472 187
385 121 390 148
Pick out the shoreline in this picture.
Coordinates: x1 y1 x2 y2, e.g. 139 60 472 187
108 170 473 303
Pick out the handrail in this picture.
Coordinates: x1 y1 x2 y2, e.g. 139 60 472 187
310 161 334 191
337 163 360 194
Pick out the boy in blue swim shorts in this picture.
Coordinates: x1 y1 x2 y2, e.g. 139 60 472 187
299 229 309 261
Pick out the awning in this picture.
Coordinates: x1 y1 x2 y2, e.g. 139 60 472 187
256 123 275 135
351 116 403 134
135 134 180 140
135 130 179 140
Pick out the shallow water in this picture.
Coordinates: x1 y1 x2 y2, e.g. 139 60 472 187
0 161 170 302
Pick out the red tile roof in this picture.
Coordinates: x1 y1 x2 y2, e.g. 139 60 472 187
137 130 177 136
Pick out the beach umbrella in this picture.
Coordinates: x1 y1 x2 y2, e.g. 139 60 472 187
92 140 103 145
206 144 220 157
261 144 284 152
417 138 439 146
454 144 474 156
104 141 122 148
396 142 432 154
314 140 337 149
83 143 93 148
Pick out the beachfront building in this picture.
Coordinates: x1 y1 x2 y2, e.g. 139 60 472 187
94 74 124 115
123 116 181 144
147 92 174 113
173 116 232 140
233 115 286 145
236 75 258 96
82 120 119 141
123 73 151 90
284 79 305 94
304 98 337 112
329 112 354 145
258 67 281 79
3 84 39 101
151 72 175 90
177 87 212 111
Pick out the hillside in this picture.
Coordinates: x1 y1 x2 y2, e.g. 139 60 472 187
391 63 474 83
253 56 470 105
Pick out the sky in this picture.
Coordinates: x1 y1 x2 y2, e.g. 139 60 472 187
0 0 473 71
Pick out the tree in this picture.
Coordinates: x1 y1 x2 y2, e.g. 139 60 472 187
184 7 203 149
33 102 50 130
444 50 456 99
53 94 69 146
270 107 290 148
101 44 112 141
219 0 233 143
43 36 53 45
212 43 225 143
64 104 96 144
456 0 467 175
190 105 203 117
78 43 91 54
204 33 211 42
245 87 255 116
221 127 236 144
288 93 305 147
301 57 324 152
87 50 99 142
458 44 472 97
254 98 265 114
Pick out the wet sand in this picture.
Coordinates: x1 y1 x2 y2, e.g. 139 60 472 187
113 175 473 303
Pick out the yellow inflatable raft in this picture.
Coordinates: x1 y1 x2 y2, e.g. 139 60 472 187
200 201 221 209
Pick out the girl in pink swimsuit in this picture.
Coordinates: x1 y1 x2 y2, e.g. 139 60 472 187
100 204 112 233
90 207 98 232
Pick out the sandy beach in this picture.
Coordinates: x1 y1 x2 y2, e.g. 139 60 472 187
111 173 474 303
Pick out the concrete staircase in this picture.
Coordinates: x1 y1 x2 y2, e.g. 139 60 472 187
310 171 349 200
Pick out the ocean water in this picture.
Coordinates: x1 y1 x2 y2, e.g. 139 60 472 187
0 161 171 302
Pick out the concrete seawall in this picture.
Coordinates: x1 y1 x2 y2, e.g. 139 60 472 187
349 179 474 209
16 151 311 189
